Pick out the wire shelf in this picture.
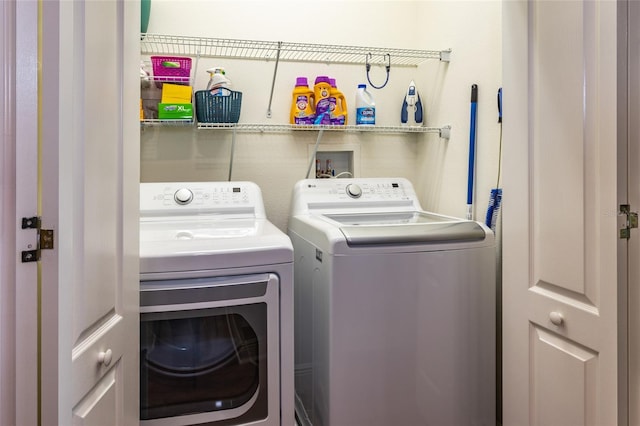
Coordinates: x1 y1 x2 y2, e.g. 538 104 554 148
141 33 451 66
140 34 452 137
140 119 194 127
194 123 451 137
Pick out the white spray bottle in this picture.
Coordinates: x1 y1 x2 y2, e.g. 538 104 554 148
206 67 231 92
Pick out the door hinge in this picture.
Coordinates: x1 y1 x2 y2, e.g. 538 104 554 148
620 205 638 239
21 216 54 262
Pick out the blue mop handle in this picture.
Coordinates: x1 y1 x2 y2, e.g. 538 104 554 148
466 84 478 220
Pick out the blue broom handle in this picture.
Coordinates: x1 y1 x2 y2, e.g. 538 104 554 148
467 84 478 218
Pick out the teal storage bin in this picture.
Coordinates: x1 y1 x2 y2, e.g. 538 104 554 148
195 89 242 123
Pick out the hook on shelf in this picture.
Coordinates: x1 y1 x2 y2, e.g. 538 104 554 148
365 53 391 89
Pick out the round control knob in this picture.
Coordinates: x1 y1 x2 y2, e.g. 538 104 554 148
346 184 362 199
174 188 193 205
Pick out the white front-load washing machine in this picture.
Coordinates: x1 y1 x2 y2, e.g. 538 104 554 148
139 181 293 426
288 178 496 426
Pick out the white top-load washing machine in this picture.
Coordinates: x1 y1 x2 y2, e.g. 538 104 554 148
139 181 293 426
288 178 496 426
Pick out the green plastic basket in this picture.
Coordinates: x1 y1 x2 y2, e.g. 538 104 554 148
195 89 242 123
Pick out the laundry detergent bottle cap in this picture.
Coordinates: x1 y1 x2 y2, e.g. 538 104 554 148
356 83 375 126
313 76 332 125
329 78 348 125
290 77 316 125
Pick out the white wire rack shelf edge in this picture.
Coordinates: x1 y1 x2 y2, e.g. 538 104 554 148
141 33 452 66
194 123 451 137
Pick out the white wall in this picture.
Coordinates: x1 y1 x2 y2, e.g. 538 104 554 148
141 0 502 230
415 1 502 220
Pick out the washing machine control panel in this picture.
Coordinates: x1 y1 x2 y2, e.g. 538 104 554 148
140 182 266 218
292 178 422 214
332 181 411 200
339 181 410 201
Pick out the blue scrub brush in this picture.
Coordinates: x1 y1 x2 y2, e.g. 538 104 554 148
485 88 503 231
485 188 502 231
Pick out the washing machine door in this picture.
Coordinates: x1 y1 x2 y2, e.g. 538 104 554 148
139 273 280 425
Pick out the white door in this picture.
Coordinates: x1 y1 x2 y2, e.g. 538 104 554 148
12 0 140 424
502 1 626 425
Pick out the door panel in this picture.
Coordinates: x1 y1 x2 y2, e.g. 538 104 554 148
37 0 140 424
71 0 119 344
530 325 597 426
502 1 622 424
72 367 118 426
532 0 588 297
532 1 597 303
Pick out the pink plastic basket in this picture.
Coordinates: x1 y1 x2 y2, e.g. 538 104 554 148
151 56 192 84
